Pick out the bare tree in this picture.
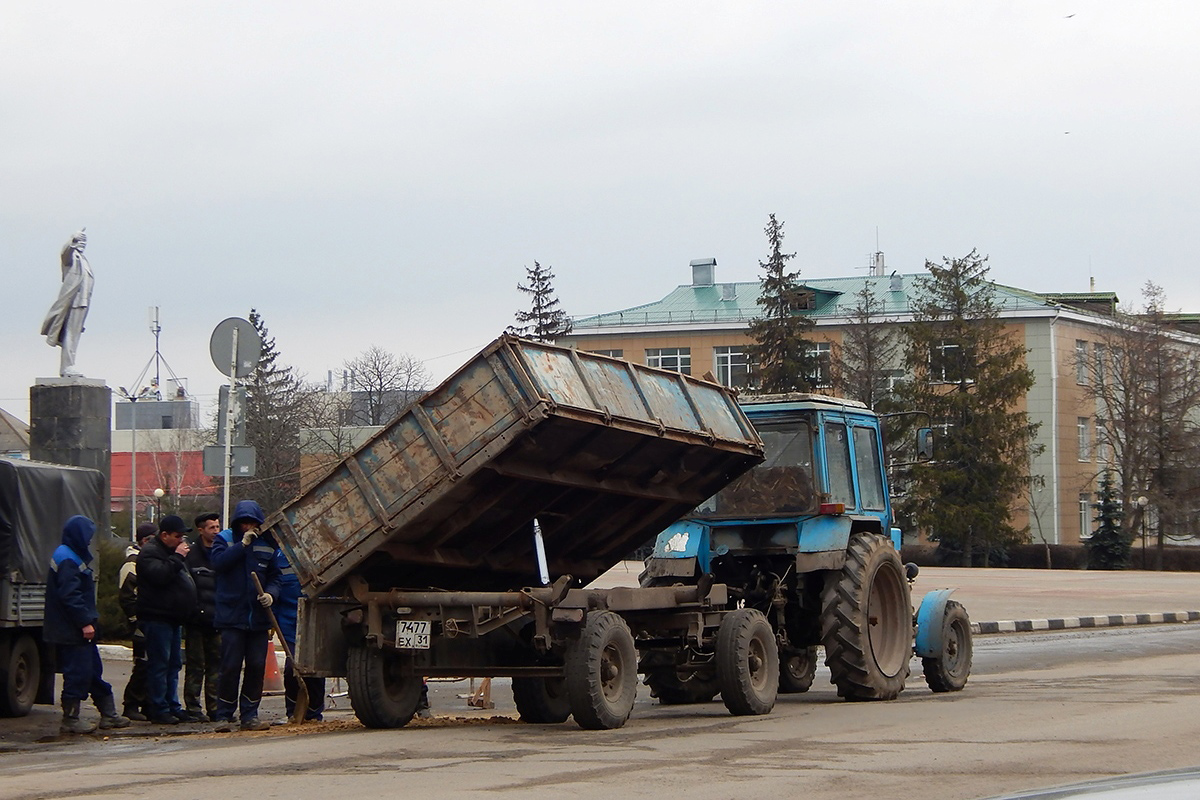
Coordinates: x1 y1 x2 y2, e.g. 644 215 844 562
342 345 431 426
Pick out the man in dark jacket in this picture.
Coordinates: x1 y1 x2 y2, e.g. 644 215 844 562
118 522 157 720
136 515 199 725
211 499 280 731
183 512 221 721
43 515 130 733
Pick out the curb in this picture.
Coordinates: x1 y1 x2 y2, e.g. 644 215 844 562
973 610 1200 635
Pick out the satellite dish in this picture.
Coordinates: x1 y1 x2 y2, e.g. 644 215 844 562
209 317 262 378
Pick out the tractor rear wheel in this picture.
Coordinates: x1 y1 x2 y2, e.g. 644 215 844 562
922 600 972 692
820 532 913 701
346 645 423 728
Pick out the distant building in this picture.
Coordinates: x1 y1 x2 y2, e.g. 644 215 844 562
0 407 30 459
560 257 1199 547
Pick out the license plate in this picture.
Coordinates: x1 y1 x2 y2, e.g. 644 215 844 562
396 619 431 649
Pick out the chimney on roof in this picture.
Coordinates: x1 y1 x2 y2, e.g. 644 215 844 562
690 258 716 286
889 270 903 292
871 251 885 277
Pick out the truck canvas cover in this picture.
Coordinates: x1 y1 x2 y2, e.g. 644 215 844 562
268 335 764 594
0 458 105 582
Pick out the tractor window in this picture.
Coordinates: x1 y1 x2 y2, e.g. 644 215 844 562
853 426 886 510
825 422 855 507
694 422 816 517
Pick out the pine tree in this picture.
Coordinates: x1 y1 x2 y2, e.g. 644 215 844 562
508 262 573 342
746 214 816 392
236 308 308 516
832 280 901 410
894 250 1040 566
1087 470 1130 570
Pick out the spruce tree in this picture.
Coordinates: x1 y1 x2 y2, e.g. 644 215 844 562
832 280 900 410
894 250 1040 566
746 214 816 392
237 308 307 516
1087 470 1130 570
509 261 573 342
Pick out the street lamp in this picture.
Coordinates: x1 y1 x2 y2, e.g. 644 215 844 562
117 385 152 540
1136 495 1149 569
153 488 165 521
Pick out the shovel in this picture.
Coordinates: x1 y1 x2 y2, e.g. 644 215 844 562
252 572 310 724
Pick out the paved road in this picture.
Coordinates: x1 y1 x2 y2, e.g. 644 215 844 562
2 624 1199 800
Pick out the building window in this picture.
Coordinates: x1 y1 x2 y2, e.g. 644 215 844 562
806 342 832 388
713 346 750 388
1079 493 1094 539
885 369 906 394
646 347 691 375
1093 343 1106 387
929 340 970 384
1075 340 1089 385
1077 417 1091 461
590 349 624 358
1096 417 1111 464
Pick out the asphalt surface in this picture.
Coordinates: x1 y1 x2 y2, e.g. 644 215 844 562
3 564 1198 750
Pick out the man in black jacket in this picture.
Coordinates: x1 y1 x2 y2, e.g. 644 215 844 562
136 515 198 725
119 522 158 720
183 512 221 722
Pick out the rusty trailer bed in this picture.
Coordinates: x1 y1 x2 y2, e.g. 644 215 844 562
267 335 763 595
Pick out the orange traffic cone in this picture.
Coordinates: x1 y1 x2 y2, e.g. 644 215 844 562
264 638 284 693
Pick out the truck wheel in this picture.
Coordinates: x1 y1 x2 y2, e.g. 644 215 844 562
778 646 818 694
820 532 913 701
564 611 637 730
512 677 571 723
0 634 39 717
644 668 719 705
716 608 778 716
922 600 972 693
346 645 423 728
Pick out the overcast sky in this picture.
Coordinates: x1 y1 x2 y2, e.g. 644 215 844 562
3 2 1196 424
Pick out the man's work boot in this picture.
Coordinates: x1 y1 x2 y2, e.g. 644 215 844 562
239 716 270 731
123 706 148 722
61 699 98 734
95 693 131 729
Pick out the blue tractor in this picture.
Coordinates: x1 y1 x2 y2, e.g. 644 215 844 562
640 394 972 710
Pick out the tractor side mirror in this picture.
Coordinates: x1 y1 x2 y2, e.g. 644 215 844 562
916 428 934 461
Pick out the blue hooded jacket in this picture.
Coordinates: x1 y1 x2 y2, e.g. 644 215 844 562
43 515 99 646
211 500 281 630
273 549 302 649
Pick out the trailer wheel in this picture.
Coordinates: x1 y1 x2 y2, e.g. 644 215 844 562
922 600 972 693
512 677 571 724
716 608 778 716
564 611 637 730
644 668 719 705
0 634 39 717
820 532 913 701
346 645 423 728
778 646 818 694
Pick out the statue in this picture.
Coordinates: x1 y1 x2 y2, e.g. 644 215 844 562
41 230 94 378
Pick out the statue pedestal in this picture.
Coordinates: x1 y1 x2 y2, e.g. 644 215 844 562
30 378 112 535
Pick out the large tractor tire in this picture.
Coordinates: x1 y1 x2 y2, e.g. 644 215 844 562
922 600 973 693
512 676 572 723
715 608 779 716
644 667 720 705
778 645 818 694
0 634 39 717
820 532 913 701
565 611 638 730
346 645 424 728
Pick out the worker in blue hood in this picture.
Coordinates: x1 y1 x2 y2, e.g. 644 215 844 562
211 499 281 731
43 515 130 733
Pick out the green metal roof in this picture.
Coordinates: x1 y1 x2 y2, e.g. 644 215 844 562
573 274 1089 329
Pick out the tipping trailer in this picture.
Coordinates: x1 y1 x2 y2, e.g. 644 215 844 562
0 458 106 716
267 335 766 729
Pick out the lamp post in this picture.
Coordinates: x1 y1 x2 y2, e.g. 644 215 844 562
153 488 165 521
1136 495 1149 569
117 385 152 540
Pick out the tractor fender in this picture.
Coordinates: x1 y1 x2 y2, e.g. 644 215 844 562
914 588 958 658
651 520 712 573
